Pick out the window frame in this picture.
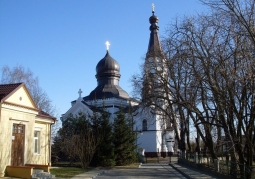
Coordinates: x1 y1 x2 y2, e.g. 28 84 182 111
34 130 41 155
142 119 148 131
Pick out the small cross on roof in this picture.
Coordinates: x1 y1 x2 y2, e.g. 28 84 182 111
78 89 82 98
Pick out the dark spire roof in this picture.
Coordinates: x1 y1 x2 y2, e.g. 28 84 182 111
146 9 164 58
84 50 130 100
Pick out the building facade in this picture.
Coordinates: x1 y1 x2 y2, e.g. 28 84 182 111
61 8 174 158
0 83 56 177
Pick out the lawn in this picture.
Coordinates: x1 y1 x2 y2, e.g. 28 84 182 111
114 163 140 168
50 159 145 178
50 167 89 178
50 162 140 178
146 157 169 163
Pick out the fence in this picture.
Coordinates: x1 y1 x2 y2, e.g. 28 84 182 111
179 151 255 179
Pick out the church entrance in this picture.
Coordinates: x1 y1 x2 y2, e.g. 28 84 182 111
11 123 25 166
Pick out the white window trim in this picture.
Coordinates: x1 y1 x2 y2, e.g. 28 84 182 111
34 128 41 155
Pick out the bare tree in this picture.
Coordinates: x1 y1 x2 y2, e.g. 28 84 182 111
1 65 56 116
198 1 255 178
132 4 254 178
1 65 60 144
163 8 254 178
201 0 255 45
58 113 98 168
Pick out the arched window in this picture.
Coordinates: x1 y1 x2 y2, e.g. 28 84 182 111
142 119 147 131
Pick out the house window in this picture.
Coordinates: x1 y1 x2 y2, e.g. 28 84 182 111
142 119 147 131
13 124 24 134
34 131 40 154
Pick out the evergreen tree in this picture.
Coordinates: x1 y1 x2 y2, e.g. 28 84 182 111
90 105 115 167
53 113 97 168
113 109 137 166
51 131 67 163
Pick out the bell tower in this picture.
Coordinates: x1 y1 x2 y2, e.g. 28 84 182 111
138 4 170 158
142 4 166 104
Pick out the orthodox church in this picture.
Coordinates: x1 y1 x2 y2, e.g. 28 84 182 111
61 6 175 158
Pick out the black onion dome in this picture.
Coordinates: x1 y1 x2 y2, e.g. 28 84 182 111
84 50 130 100
149 14 158 24
96 50 120 78
149 14 159 31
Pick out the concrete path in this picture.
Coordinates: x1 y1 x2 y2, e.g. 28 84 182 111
95 163 187 179
70 157 221 179
70 168 106 179
169 163 220 179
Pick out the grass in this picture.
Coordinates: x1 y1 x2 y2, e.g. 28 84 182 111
50 167 89 178
114 163 140 168
146 157 169 163
50 159 146 178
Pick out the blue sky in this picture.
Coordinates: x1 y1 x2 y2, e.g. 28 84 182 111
0 1 208 118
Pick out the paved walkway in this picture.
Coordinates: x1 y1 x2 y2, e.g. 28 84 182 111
169 163 219 179
70 158 221 179
70 168 106 179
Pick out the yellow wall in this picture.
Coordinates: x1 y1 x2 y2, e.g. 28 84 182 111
26 122 51 165
0 85 53 174
5 86 35 109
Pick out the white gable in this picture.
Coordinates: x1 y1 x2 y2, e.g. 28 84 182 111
5 86 36 109
62 100 93 121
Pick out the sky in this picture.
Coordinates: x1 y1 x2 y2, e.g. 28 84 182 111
0 0 208 119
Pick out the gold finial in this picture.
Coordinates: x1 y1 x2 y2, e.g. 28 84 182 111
152 3 155 13
105 41 110 51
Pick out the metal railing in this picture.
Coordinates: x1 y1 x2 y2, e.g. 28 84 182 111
179 152 255 179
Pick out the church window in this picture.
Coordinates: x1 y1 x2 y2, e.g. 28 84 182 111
142 119 148 131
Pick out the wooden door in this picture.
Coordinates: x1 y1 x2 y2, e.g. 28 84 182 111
11 124 25 166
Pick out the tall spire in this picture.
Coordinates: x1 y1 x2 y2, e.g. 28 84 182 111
146 4 164 58
142 5 165 102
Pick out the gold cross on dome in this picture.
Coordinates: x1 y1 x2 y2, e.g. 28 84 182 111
152 3 155 13
105 41 110 51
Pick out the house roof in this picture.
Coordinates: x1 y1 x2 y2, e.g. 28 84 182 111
0 83 24 102
0 83 55 121
37 110 56 121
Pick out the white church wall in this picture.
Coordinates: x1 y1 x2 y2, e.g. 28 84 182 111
156 130 164 152
133 107 157 130
137 131 157 152
137 130 165 154
155 115 166 131
61 100 93 122
107 106 119 115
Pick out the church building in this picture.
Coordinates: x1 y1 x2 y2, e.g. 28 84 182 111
61 6 174 158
